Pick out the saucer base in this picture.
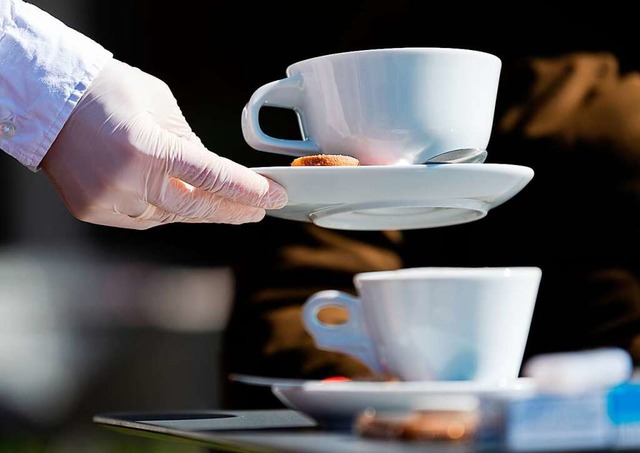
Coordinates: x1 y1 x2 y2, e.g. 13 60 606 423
308 199 487 230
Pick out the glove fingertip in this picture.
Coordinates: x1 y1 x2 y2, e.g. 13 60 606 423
263 180 288 209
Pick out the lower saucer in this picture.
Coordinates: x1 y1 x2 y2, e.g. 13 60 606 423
272 378 536 430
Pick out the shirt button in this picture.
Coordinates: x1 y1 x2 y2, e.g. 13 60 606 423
0 120 16 139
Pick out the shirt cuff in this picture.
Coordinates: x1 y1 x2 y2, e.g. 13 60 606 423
0 0 113 171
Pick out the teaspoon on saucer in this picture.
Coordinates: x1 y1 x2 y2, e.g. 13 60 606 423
229 373 311 387
426 148 487 164
229 373 383 387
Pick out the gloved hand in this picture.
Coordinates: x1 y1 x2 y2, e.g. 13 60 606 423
41 58 287 230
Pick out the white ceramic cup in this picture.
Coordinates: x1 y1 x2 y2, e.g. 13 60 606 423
242 47 502 165
302 267 541 382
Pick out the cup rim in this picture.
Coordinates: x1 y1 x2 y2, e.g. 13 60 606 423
355 266 542 282
287 47 501 70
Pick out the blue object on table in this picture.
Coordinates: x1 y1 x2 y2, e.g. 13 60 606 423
607 381 640 424
607 381 640 448
503 392 614 451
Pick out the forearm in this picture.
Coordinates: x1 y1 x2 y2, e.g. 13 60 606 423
0 0 112 170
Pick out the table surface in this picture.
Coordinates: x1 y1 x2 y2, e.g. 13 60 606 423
94 408 630 453
93 408 497 453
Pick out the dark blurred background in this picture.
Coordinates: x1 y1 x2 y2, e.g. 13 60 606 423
1 1 638 451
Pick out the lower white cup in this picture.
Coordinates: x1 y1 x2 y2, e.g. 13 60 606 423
302 267 542 382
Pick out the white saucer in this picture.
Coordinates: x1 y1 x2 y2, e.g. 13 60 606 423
272 378 536 428
252 163 534 230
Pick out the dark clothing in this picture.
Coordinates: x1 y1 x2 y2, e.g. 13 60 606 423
222 151 640 409
221 54 640 409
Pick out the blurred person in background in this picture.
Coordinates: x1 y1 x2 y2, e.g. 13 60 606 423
212 5 640 408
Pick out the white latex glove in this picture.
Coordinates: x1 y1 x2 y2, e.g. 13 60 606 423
41 58 287 230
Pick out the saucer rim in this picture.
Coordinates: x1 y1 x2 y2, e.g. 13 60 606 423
251 163 534 230
291 377 535 393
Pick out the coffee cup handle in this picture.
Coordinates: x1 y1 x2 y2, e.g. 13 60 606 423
302 290 383 373
241 73 321 157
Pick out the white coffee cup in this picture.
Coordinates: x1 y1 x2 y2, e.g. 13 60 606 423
302 267 541 382
242 47 502 165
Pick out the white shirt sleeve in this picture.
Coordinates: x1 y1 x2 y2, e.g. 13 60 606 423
0 0 113 171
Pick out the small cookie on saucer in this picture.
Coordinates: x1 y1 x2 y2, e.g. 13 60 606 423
355 408 479 442
291 154 360 166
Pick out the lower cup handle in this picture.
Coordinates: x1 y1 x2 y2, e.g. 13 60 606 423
302 290 382 373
